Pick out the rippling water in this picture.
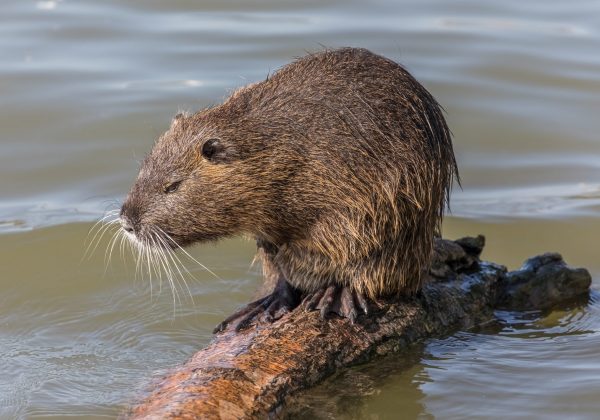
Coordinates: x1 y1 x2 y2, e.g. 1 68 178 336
1 0 599 418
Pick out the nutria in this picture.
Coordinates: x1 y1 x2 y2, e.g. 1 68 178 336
119 47 458 332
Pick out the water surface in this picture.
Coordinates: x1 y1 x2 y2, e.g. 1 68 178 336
1 0 599 418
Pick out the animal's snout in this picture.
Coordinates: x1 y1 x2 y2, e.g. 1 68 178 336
120 216 135 233
119 202 139 235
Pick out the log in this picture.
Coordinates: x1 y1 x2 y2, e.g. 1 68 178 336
125 237 591 419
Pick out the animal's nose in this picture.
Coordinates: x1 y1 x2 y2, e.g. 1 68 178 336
120 217 135 233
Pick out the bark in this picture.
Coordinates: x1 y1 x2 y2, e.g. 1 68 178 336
125 237 591 419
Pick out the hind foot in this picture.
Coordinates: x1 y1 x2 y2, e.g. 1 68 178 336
302 284 370 324
213 276 301 333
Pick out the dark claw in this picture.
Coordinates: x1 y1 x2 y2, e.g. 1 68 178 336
234 296 273 331
340 287 357 324
263 296 291 323
355 291 369 315
214 277 300 333
304 287 326 311
273 306 291 320
213 295 269 333
304 284 371 324
319 285 339 319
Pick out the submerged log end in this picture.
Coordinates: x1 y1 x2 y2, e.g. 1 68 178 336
497 252 592 310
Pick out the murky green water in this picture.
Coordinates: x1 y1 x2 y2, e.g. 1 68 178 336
1 0 599 418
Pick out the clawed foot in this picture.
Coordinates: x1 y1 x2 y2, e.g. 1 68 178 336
302 284 370 324
213 277 300 333
214 280 372 333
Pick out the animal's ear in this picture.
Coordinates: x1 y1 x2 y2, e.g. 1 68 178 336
201 138 231 163
171 113 185 129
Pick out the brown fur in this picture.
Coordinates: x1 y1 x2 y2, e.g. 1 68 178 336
121 47 458 299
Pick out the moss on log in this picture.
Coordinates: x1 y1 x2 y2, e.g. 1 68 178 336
125 237 591 419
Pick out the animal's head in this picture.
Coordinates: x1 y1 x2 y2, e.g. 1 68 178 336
119 109 279 250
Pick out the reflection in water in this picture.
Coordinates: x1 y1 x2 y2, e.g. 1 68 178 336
421 297 600 419
287 346 431 419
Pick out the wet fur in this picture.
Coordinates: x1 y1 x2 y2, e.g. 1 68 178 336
122 48 458 299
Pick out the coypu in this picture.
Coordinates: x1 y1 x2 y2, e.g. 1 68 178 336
119 47 458 332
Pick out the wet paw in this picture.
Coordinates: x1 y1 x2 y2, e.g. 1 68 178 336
213 278 300 333
302 284 370 324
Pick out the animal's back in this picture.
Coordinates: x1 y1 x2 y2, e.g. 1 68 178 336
225 48 458 297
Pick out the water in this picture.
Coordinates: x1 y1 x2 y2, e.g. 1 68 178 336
1 0 599 418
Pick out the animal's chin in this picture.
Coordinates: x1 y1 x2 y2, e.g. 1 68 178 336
122 225 222 250
123 229 137 242
162 229 224 247
121 227 175 250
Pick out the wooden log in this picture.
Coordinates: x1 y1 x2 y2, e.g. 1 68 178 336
125 237 591 419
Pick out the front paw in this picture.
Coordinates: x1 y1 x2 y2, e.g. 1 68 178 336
213 278 300 333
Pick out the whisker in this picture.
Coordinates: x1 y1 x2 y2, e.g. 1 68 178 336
142 238 150 290
149 233 169 301
119 230 127 261
152 234 171 288
84 209 118 244
87 208 119 236
165 247 197 303
134 234 144 284
154 232 187 307
147 237 159 300
83 215 120 261
99 220 211 316
156 227 221 280
144 238 153 281
85 212 118 248
155 232 195 305
103 225 122 276
150 230 182 311
105 222 123 263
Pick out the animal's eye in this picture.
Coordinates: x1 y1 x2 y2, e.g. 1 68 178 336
201 138 221 161
164 180 182 194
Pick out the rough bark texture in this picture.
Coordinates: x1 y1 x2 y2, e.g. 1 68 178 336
125 237 591 419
